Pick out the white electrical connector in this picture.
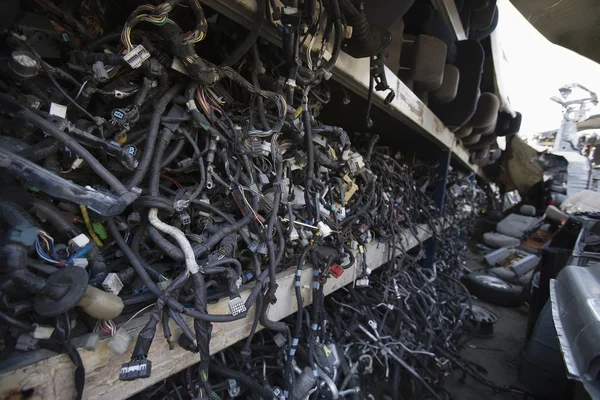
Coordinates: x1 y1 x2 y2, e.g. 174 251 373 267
71 157 83 169
289 228 300 241
178 212 191 225
312 133 327 147
107 327 133 355
123 45 150 69
319 203 331 218
198 197 212 217
71 258 89 269
69 233 90 250
347 152 365 173
171 58 190 76
70 157 85 170
102 273 124 295
356 278 369 287
228 297 246 316
32 324 55 339
16 334 38 351
273 333 287 348
157 278 172 291
317 221 332 237
336 207 346 221
84 332 101 351
49 102 67 118
260 141 271 156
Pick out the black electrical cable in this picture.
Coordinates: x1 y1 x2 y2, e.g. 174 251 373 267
126 82 185 190
17 138 61 162
79 52 127 66
221 0 266 67
161 137 186 168
210 362 274 399
0 97 132 198
107 218 259 322
251 45 271 132
85 32 122 51
0 310 34 332
14 35 98 123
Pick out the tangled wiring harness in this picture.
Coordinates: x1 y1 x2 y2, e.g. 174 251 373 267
0 1 504 399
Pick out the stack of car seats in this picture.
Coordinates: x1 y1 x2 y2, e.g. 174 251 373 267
483 205 543 248
363 0 522 166
456 0 499 40
463 205 545 307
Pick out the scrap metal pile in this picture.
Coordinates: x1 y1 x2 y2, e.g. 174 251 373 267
0 1 493 399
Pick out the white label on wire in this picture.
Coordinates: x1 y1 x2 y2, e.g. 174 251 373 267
261 142 272 153
186 99 197 111
283 6 299 14
322 50 332 61
123 45 150 69
49 103 67 118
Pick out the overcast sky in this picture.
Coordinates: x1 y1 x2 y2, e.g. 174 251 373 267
493 0 600 138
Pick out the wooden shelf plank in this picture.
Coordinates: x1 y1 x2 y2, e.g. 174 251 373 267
0 224 436 399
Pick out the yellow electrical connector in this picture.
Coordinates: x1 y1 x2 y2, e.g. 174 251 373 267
80 205 104 247
116 132 128 146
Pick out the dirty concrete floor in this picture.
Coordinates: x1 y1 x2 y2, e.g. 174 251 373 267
444 252 530 400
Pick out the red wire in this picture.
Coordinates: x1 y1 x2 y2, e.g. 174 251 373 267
161 174 183 189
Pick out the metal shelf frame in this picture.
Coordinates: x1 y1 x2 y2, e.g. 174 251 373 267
431 0 468 41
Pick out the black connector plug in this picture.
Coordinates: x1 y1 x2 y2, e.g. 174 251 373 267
6 225 39 249
119 359 152 381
